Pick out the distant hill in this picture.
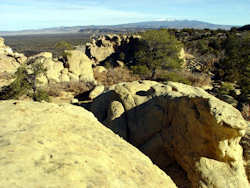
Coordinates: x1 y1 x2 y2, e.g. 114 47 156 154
0 20 235 36
237 24 250 31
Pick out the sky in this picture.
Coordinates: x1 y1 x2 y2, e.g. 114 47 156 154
0 0 249 31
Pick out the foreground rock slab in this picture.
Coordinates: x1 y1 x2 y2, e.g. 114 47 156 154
0 100 176 188
90 80 249 188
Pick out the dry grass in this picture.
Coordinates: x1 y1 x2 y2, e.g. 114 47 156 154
0 72 14 80
45 81 94 97
241 104 250 121
94 67 140 86
155 70 212 87
181 71 212 87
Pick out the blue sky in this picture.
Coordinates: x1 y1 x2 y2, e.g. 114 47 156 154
0 0 249 31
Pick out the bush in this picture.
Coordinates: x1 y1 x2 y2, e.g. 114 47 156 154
215 33 250 103
131 29 183 78
158 71 191 85
0 66 32 99
33 89 50 102
0 62 49 101
94 67 140 86
46 81 94 97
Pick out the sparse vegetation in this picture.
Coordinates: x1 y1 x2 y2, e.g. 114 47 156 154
130 29 183 78
0 62 49 102
45 81 94 97
94 67 140 86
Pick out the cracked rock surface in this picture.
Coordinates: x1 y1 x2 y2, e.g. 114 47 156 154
90 80 249 188
0 100 176 188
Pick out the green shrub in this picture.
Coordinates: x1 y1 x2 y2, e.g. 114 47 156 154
0 66 32 99
131 29 183 78
215 32 250 102
130 65 150 76
33 89 50 102
0 61 49 102
159 72 191 85
216 82 235 96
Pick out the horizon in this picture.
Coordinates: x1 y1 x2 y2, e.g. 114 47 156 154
1 0 249 31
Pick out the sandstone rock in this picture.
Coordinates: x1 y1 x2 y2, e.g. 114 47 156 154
93 66 108 73
0 37 5 47
86 34 140 64
71 98 79 104
0 55 20 73
90 80 249 188
240 123 250 182
0 100 176 188
31 52 53 59
65 50 95 84
89 85 105 100
116 60 125 67
0 38 26 74
43 58 64 83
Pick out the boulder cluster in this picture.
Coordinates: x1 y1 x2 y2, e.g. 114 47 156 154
0 36 249 188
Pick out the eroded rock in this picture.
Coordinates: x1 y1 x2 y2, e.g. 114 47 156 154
0 100 176 188
90 80 249 188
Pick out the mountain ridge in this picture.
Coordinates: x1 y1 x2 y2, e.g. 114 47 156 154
0 19 235 36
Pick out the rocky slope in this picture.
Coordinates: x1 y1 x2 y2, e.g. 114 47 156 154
0 100 176 188
89 80 249 187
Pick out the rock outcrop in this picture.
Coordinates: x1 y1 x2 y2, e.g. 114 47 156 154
0 100 176 188
85 34 140 64
27 50 96 85
90 80 249 188
0 37 27 74
241 123 250 182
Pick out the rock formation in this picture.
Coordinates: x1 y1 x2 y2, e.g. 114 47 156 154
0 37 27 74
85 34 140 64
89 80 249 187
27 50 96 85
241 123 250 182
0 100 176 188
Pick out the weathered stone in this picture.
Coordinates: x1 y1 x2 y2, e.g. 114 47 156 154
0 37 5 47
65 50 95 83
0 38 26 74
90 80 249 188
93 66 108 73
241 123 250 182
43 59 64 83
89 85 105 100
0 100 176 188
86 34 140 64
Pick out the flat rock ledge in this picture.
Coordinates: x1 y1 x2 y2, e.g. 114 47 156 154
0 100 176 188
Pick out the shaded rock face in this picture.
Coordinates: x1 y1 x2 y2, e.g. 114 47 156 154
240 123 250 182
28 50 96 85
0 100 176 188
85 34 140 64
90 80 249 188
0 37 27 74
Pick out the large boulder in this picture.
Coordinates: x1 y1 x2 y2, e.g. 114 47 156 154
65 50 96 84
90 80 249 188
0 37 27 74
0 100 176 188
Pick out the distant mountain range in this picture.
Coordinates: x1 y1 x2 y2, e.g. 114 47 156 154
0 20 235 36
